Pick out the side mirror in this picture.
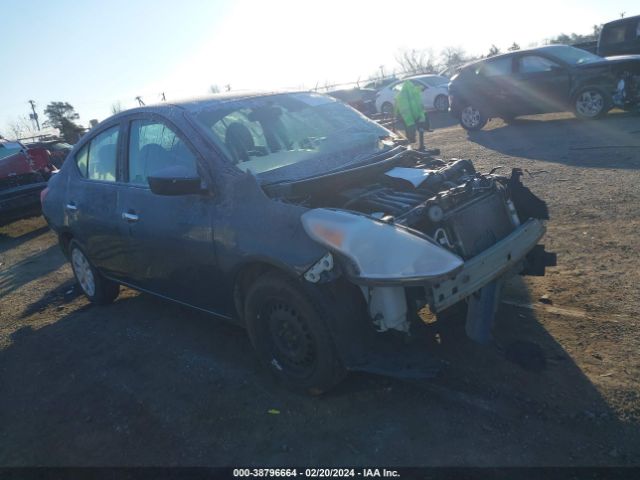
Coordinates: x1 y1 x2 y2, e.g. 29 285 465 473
147 165 204 196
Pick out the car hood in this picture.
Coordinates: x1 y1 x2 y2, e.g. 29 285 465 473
575 55 640 69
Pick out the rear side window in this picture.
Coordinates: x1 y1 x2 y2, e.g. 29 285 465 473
87 127 119 181
0 143 23 160
476 57 513 77
128 120 198 185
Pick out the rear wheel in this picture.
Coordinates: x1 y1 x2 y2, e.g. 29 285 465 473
380 102 394 116
244 272 346 394
574 87 610 119
459 105 488 130
69 241 119 305
434 95 449 112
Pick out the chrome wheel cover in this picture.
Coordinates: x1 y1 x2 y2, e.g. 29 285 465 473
461 106 481 128
576 91 604 118
71 248 96 297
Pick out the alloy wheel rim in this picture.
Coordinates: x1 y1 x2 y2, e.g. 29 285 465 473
71 248 96 297
462 106 480 128
576 91 603 117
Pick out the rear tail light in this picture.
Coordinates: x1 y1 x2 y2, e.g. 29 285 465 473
40 187 49 206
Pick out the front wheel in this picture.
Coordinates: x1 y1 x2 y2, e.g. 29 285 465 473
574 87 610 119
434 95 449 112
459 105 488 130
244 272 346 394
69 241 120 305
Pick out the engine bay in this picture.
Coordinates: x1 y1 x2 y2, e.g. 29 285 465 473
265 150 548 260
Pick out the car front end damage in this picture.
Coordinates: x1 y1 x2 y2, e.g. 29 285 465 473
267 150 556 376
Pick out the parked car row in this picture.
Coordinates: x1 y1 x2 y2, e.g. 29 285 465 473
327 73 451 117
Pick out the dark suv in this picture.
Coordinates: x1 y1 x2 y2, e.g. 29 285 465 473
449 45 640 130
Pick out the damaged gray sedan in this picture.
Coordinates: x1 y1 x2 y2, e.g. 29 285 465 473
42 92 555 393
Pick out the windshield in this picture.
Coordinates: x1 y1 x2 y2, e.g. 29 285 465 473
0 143 24 161
193 93 393 183
547 46 603 65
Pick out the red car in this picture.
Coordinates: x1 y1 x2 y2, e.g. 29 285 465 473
0 140 54 225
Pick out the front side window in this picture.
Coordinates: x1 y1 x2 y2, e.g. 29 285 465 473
420 76 448 86
76 126 118 181
128 120 198 185
519 56 560 73
476 57 513 77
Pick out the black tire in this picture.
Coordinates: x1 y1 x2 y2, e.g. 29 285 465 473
380 102 394 116
244 272 346 394
69 240 119 305
434 94 449 112
459 104 488 131
573 86 610 120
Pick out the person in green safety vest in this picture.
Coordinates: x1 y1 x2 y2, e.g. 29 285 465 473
394 80 431 143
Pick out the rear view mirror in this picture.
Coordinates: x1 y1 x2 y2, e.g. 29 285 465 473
147 166 203 196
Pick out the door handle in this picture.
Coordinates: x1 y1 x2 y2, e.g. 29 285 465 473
65 202 78 212
122 212 139 223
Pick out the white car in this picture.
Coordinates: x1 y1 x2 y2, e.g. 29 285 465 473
375 74 450 115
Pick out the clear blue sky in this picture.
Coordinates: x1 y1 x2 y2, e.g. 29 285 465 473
1 0 637 136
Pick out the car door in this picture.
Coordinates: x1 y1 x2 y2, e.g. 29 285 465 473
512 54 571 114
66 123 130 280
415 80 437 109
472 56 519 117
117 115 223 311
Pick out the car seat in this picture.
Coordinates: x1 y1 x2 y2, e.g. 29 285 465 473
224 122 255 163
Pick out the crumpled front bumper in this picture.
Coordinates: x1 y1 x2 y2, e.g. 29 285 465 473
429 219 547 313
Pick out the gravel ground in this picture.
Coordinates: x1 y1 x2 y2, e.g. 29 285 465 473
1 110 639 466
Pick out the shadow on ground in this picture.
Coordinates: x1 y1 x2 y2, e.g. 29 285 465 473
1 271 638 466
466 112 640 169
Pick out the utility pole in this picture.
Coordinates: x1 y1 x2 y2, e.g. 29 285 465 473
28 100 40 131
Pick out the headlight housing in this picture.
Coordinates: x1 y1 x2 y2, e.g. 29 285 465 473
301 208 463 284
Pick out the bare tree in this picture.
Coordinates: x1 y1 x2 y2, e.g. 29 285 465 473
209 84 221 94
6 116 35 140
395 48 437 75
440 46 468 70
508 42 521 51
487 44 501 57
111 102 122 115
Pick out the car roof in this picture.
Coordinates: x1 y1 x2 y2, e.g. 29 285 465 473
399 73 446 81
103 90 312 124
602 14 639 27
459 44 586 70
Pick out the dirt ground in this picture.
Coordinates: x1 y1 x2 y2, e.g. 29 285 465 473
1 111 639 466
